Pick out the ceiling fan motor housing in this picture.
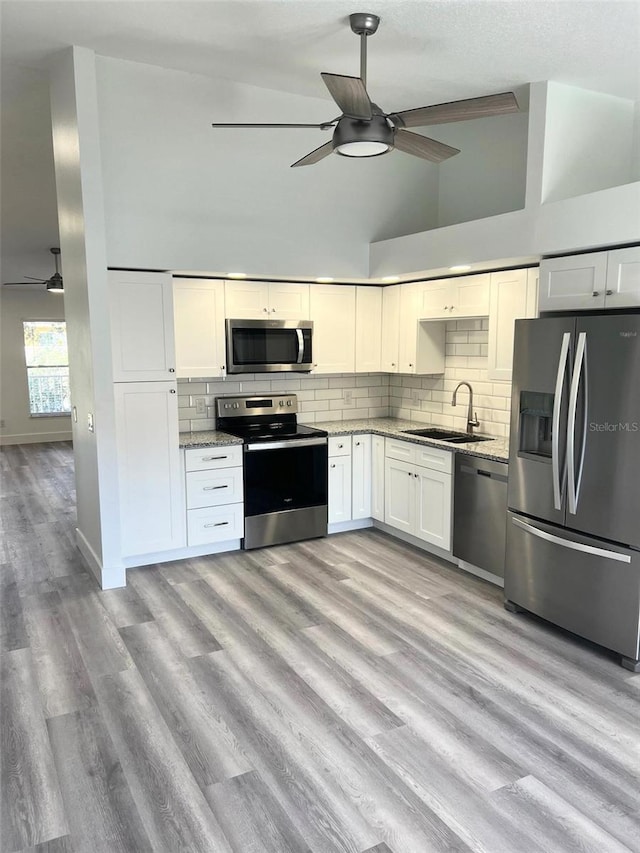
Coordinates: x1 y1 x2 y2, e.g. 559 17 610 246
333 114 394 157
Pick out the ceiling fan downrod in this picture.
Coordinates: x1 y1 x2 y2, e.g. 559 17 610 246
349 12 380 89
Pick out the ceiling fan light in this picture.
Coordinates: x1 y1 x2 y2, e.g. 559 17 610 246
335 140 391 157
46 280 64 293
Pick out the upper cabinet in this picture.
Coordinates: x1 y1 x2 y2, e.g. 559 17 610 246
381 284 401 373
540 247 640 312
487 268 538 382
109 270 176 382
173 278 226 378
355 287 382 372
417 274 490 320
309 284 356 373
225 280 309 319
399 284 446 375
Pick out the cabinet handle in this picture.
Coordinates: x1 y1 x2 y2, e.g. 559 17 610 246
391 362 396 367
592 291 600 297
330 463 336 468
443 306 449 310
355 441 361 446
169 389 176 394
606 289 613 296
263 307 268 312
202 455 227 461
168 368 175 373
414 473 419 478
204 521 229 528
408 471 412 476
409 363 413 368
271 307 276 313
203 485 228 490
450 306 455 311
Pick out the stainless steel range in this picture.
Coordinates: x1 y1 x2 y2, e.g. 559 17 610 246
216 394 328 550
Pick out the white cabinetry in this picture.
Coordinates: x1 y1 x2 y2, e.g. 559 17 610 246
371 435 385 522
109 270 176 382
539 252 608 311
417 274 490 319
381 285 400 372
605 247 640 309
309 285 356 373
398 284 446 375
225 280 309 319
487 268 538 382
355 287 382 372
114 381 184 556
328 437 352 524
184 446 243 546
384 438 452 550
173 278 226 378
352 434 372 520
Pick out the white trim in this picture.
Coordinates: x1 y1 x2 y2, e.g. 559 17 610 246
373 519 454 563
457 559 504 588
76 527 126 589
122 538 243 569
328 518 373 535
0 430 73 445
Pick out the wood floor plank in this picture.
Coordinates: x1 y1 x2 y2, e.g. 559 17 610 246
14 836 74 853
46 708 151 852
97 585 154 629
93 667 233 853
120 619 253 785
205 771 313 853
0 562 28 652
0 649 68 850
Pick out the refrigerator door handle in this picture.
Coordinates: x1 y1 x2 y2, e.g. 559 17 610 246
552 332 571 510
512 517 631 563
567 332 588 515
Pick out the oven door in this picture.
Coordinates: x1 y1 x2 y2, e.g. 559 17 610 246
242 436 328 549
226 319 313 374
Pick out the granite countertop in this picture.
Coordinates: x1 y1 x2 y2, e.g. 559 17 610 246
179 418 509 462
315 417 510 462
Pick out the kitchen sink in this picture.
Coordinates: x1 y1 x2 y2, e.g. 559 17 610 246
401 428 493 444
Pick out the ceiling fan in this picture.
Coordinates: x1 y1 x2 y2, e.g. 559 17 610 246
3 247 64 293
211 12 519 168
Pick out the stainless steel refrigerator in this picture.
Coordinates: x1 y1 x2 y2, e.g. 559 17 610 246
505 313 640 671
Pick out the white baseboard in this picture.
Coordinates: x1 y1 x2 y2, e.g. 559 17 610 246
122 539 243 569
328 518 373 535
76 528 126 589
0 430 73 445
373 520 454 564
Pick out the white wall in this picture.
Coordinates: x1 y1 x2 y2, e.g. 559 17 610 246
541 82 636 203
95 55 440 279
0 288 72 444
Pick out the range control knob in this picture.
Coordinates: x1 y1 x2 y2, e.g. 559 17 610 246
287 400 293 407
279 400 285 407
233 402 239 409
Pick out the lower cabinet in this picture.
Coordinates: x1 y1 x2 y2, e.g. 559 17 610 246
184 445 244 545
328 434 373 524
384 438 452 550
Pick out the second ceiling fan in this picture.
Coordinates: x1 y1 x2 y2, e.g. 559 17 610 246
211 12 519 168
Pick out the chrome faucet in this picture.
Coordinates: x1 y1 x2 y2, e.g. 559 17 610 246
452 381 480 434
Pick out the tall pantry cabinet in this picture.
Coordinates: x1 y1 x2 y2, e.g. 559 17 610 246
109 270 185 558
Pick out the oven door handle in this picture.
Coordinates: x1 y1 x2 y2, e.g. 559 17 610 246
245 438 328 452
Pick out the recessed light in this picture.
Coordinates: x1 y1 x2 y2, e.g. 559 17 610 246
449 265 471 273
381 275 400 283
227 272 247 279
315 277 334 283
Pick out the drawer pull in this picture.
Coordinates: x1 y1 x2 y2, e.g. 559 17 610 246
330 464 336 468
203 485 228 491
204 521 229 528
202 455 228 461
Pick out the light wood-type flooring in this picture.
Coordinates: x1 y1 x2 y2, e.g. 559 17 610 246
1 441 639 852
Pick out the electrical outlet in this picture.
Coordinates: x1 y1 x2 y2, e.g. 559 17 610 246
87 412 94 433
0 419 5 429
344 389 353 405
195 397 206 415
411 390 421 406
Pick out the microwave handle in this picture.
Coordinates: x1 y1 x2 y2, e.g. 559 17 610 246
296 328 304 364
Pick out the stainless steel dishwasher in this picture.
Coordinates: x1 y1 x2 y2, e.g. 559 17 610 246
453 454 509 578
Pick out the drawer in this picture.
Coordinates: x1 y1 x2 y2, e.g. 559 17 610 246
185 445 242 472
328 436 352 457
186 467 243 509
415 444 452 474
187 504 244 546
385 437 416 464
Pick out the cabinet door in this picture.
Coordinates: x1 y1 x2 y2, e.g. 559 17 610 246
114 381 185 556
381 285 400 372
384 458 414 534
605 247 640 309
371 435 385 522
352 434 372 520
309 284 356 373
398 284 419 372
109 271 175 382
174 278 226 378
487 269 531 382
415 466 452 550
538 252 607 312
225 280 269 318
417 280 452 319
450 274 490 318
328 454 352 524
268 283 310 319
355 288 382 372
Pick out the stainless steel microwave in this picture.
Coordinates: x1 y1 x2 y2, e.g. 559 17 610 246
225 319 313 374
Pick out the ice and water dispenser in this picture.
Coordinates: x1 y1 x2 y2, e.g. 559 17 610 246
517 391 555 460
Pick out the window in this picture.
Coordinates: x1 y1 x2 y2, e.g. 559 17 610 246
23 321 71 416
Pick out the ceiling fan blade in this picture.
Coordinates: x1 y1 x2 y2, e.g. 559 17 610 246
393 129 460 163
23 275 48 282
321 73 372 120
391 91 519 128
211 121 336 129
3 282 34 286
291 140 335 168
